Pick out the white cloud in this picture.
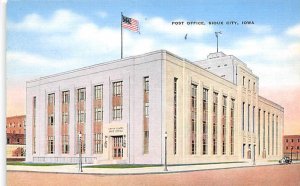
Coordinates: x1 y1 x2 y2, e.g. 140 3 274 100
286 23 300 37
8 9 88 33
96 11 108 18
246 24 272 34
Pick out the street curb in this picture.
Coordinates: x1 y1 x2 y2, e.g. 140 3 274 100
7 162 300 176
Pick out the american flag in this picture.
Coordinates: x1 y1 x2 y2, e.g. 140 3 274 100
122 15 139 33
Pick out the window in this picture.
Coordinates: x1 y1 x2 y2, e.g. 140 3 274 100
174 78 177 155
230 99 235 155
62 135 69 154
191 84 197 155
95 108 103 122
242 102 245 130
253 82 256 92
292 139 294 142
144 77 149 93
48 93 55 105
62 112 69 123
286 139 288 143
213 92 218 155
286 146 288 150
248 79 250 89
78 88 86 101
203 88 208 155
243 76 245 86
248 104 250 132
112 81 123 120
62 91 69 103
144 102 149 118
94 133 103 154
48 136 54 154
33 96 36 154
222 96 227 155
143 76 150 154
258 109 261 155
48 115 54 125
78 111 86 123
113 81 122 96
94 85 103 100
113 106 122 120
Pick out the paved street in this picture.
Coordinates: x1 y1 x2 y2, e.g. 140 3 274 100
7 163 300 186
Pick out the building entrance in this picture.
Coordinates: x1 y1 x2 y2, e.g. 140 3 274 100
112 136 123 159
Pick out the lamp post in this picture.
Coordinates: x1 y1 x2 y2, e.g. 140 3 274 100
290 146 293 162
78 132 83 172
164 131 168 171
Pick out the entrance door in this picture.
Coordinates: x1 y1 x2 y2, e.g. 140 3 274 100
112 136 123 159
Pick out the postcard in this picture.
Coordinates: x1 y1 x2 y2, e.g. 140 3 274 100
4 0 300 185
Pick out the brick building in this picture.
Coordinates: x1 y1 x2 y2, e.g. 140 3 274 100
283 135 300 160
6 115 26 158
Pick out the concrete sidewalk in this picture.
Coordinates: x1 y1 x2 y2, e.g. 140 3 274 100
7 161 300 175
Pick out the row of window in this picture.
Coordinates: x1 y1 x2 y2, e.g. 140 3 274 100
242 76 256 92
285 139 300 143
285 146 300 150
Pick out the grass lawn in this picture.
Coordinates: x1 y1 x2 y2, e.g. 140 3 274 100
7 161 73 166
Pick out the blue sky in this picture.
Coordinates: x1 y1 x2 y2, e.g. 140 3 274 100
6 0 300 134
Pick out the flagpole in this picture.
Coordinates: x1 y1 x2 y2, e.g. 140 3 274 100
121 12 123 59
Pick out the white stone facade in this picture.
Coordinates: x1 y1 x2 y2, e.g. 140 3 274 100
26 50 284 164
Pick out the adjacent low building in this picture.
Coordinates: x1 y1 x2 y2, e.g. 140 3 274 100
6 115 26 160
26 50 284 164
283 135 300 160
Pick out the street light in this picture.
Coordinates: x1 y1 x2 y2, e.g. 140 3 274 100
78 132 83 172
164 131 168 171
290 146 293 163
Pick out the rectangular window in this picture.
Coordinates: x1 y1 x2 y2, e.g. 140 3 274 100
144 77 149 154
203 88 208 155
248 104 250 132
173 78 177 155
62 112 69 123
242 102 245 130
62 91 70 104
272 114 274 155
48 136 54 154
222 95 227 155
95 108 103 122
258 109 261 155
263 111 266 150
62 135 69 154
112 81 123 120
268 113 270 155
253 106 255 133
191 84 197 155
230 99 235 155
243 76 245 86
94 85 103 100
78 88 86 101
78 110 86 123
94 133 103 154
213 92 218 155
33 96 36 154
48 93 55 105
276 116 278 155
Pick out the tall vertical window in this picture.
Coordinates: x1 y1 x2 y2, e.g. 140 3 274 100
258 109 261 155
242 102 245 130
47 93 55 154
230 99 235 155
263 111 266 152
173 78 177 155
222 96 227 155
248 104 250 132
276 116 278 155
143 77 149 154
272 114 274 155
61 91 70 154
112 81 123 120
268 112 270 155
76 88 86 154
252 106 255 133
203 88 208 155
191 84 197 155
248 79 250 89
94 85 103 154
48 136 54 154
32 96 36 154
212 92 218 155
243 76 245 86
